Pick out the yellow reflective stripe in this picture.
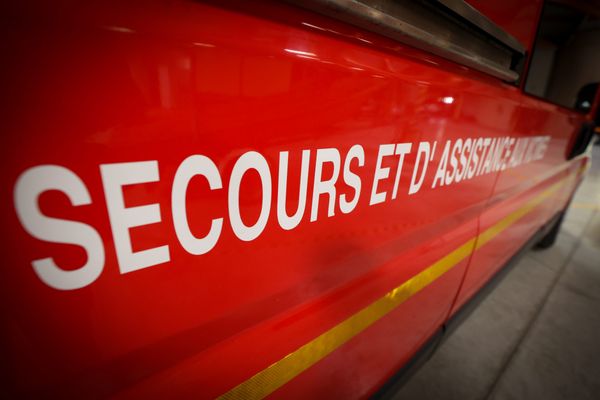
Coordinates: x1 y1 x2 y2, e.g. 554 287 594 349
476 180 563 249
218 179 565 400
218 238 476 400
572 202 600 210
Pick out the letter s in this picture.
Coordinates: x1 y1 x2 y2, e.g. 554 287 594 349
14 165 105 290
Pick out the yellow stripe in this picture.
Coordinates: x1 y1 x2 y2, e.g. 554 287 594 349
571 202 600 210
218 179 566 400
476 181 563 249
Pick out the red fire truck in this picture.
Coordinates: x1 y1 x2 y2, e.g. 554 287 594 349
2 0 599 398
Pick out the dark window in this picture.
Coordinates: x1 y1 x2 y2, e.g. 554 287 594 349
524 1 600 111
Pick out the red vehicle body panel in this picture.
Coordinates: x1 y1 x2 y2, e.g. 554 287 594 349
0 1 590 398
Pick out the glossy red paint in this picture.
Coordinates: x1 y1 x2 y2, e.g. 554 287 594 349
0 1 590 398
449 98 586 314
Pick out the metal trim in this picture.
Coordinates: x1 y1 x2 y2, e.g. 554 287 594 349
437 0 526 54
288 0 526 82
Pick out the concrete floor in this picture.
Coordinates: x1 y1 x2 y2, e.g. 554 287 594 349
392 143 600 400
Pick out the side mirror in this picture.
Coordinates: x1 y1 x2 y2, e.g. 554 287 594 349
570 83 600 157
575 82 599 113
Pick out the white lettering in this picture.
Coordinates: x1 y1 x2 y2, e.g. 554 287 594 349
339 145 365 214
228 151 272 241
101 161 170 273
14 165 105 290
172 155 223 255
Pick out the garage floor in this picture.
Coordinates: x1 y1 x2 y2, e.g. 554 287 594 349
392 143 600 400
